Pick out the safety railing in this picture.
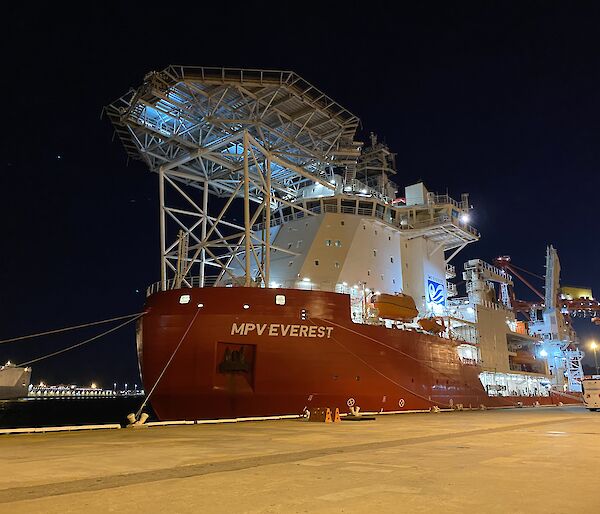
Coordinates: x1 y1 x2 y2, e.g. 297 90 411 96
253 203 479 237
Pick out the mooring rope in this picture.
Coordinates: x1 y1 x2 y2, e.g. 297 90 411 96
308 319 450 408
0 312 146 345
314 317 521 407
17 313 145 366
135 308 201 419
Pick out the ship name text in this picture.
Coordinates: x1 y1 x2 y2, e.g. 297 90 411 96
230 323 333 338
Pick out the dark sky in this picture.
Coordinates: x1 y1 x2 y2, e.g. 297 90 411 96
2 2 599 386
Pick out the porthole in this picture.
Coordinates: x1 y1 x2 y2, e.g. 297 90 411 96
275 295 286 306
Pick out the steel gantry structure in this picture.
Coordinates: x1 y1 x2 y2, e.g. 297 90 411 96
105 66 361 291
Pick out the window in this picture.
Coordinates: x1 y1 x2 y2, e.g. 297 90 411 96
388 236 391 241
367 270 371 276
179 294 191 304
373 250 377 257
275 295 286 305
335 240 342 247
380 274 384 281
375 230 378 235
325 239 332 246
363 225 366 230
340 220 345 226
287 242 292 249
392 279 396 284
314 260 319 266
288 261 294 267
334 261 340 268
390 257 394 263
297 240 303 248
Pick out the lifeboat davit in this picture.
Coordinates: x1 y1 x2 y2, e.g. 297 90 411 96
371 293 418 322
418 317 446 334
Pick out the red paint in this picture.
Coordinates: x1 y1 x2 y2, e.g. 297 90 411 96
139 287 580 420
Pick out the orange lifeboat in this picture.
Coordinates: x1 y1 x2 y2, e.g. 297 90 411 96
512 350 537 365
418 317 446 334
371 293 418 322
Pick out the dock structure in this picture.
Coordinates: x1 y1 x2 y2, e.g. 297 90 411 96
0 406 597 512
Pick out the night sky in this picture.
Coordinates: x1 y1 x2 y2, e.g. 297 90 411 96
3 3 599 387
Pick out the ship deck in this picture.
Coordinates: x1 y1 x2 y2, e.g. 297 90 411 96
0 406 597 513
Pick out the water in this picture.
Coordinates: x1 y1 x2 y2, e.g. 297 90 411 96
0 397 157 429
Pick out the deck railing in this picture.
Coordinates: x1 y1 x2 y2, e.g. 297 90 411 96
252 202 479 237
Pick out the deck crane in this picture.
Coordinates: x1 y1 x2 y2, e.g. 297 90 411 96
494 246 586 391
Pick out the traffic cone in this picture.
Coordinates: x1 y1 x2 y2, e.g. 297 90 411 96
325 408 333 423
334 408 341 423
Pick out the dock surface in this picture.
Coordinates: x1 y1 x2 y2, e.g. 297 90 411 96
0 406 598 513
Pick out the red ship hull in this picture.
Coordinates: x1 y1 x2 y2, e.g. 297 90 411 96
139 287 580 421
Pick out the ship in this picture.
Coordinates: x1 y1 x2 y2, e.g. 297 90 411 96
0 362 31 400
106 66 583 420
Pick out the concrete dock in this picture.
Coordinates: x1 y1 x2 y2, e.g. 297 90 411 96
0 406 597 513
